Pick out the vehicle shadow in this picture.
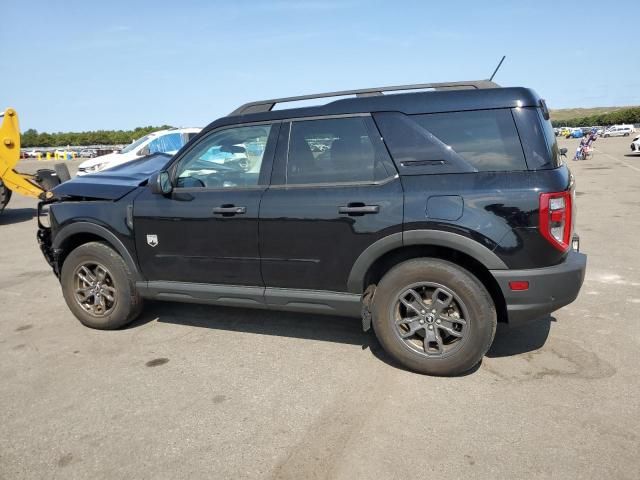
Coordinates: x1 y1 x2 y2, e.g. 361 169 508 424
130 302 554 375
0 207 36 225
623 154 640 158
133 301 366 346
486 316 554 358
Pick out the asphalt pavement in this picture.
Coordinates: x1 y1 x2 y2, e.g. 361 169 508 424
1 136 639 479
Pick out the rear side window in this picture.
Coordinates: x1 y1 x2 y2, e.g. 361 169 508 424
413 110 526 171
375 109 527 174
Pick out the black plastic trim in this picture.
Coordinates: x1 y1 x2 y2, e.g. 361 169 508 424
53 222 143 281
491 250 587 327
347 230 508 293
137 281 362 318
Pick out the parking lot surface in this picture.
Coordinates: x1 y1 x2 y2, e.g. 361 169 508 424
1 136 639 479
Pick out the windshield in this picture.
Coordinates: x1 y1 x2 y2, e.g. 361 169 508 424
120 134 153 154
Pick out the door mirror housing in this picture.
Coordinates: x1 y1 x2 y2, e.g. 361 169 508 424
137 146 151 156
149 170 173 195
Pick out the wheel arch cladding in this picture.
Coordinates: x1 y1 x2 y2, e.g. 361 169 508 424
53 222 142 281
348 230 508 323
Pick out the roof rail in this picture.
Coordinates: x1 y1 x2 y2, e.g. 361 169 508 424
228 79 500 116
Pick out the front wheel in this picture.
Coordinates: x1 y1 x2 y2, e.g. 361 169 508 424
372 258 496 376
60 242 143 329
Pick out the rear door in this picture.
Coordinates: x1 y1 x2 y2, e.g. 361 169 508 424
134 123 279 286
259 115 403 293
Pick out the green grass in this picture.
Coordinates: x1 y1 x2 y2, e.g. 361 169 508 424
550 106 637 122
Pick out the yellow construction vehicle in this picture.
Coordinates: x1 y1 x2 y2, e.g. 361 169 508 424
0 108 70 213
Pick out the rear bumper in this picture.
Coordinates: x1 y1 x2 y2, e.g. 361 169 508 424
491 250 587 327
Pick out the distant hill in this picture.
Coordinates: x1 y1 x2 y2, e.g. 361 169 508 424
550 106 637 122
549 105 640 127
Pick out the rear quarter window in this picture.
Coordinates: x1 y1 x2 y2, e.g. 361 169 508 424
374 109 527 174
412 109 526 172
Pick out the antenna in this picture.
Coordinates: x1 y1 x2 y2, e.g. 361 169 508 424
489 56 506 82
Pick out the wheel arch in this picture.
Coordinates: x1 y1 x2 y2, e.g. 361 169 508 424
348 230 508 323
53 222 142 281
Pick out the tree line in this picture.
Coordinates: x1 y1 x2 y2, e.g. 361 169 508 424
20 125 173 148
551 107 640 128
19 105 640 147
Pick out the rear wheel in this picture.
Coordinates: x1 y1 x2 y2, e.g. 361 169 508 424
372 258 496 376
60 242 143 329
0 180 11 214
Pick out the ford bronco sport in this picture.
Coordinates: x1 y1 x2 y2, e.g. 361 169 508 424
37 80 587 376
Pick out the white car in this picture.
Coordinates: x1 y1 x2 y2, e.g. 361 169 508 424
77 127 201 175
603 125 633 138
630 135 640 154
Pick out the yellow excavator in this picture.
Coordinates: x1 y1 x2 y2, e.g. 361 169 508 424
0 107 70 214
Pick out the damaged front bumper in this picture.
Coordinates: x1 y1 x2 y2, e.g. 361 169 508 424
36 201 60 276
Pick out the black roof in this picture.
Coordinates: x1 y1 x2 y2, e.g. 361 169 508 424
202 85 542 134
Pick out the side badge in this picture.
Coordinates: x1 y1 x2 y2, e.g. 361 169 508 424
146 234 159 247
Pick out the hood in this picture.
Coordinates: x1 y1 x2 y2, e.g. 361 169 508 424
54 153 173 200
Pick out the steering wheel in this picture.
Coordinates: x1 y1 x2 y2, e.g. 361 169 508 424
176 177 205 188
205 174 224 188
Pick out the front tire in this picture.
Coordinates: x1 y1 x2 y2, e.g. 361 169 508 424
60 242 143 329
372 258 496 376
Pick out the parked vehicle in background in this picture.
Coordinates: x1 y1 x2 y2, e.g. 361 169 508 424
560 127 572 137
76 128 201 175
594 126 604 135
79 149 97 158
630 135 640 153
570 129 584 138
37 80 587 376
603 125 632 137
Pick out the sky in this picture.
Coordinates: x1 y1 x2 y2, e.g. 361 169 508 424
2 0 639 132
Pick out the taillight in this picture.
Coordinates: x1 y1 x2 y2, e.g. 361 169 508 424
539 190 572 252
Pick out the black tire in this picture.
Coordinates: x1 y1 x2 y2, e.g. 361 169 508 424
54 163 72 182
0 180 11 214
60 242 143 329
624 133 630 137
372 258 496 376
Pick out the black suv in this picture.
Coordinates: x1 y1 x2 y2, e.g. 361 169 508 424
37 80 587 376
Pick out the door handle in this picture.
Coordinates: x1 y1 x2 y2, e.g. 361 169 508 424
213 205 247 215
338 204 380 215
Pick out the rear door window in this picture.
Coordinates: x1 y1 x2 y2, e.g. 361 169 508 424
286 116 392 185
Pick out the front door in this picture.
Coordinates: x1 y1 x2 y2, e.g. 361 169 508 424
259 116 403 293
134 123 279 286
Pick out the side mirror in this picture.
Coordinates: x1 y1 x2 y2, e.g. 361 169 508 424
149 170 173 195
137 146 151 156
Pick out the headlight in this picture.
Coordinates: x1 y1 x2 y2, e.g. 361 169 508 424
38 203 51 228
89 162 108 172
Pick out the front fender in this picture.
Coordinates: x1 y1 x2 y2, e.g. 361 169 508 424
53 221 143 281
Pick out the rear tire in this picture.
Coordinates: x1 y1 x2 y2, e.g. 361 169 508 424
0 180 11 214
372 258 496 376
60 242 143 329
